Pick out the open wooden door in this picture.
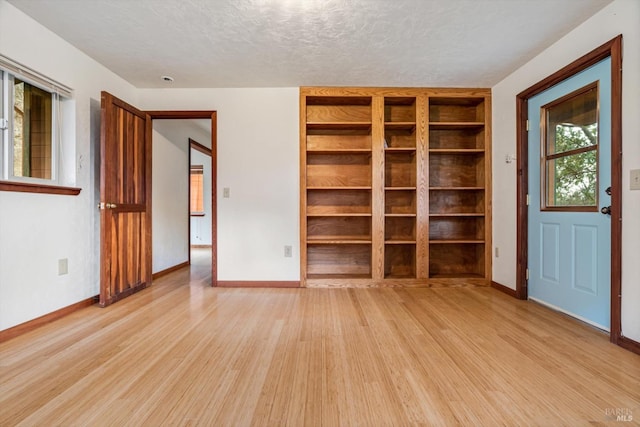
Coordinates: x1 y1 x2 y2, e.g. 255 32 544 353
99 91 152 307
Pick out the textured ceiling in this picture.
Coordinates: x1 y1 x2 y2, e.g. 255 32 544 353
7 0 613 88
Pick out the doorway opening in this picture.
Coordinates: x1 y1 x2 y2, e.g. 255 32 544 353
149 111 218 287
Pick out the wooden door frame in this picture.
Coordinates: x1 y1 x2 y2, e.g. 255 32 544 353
147 110 218 287
515 35 622 343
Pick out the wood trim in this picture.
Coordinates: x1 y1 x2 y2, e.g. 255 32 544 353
145 112 154 295
145 111 216 119
371 96 384 280
299 92 308 286
217 281 301 288
301 87 491 98
210 113 218 287
152 261 190 280
190 244 212 248
618 336 640 356
609 35 623 344
515 36 623 343
0 296 97 343
416 95 429 279
0 180 81 195
484 94 493 281
188 138 192 266
491 281 518 298
189 138 211 156
148 110 218 287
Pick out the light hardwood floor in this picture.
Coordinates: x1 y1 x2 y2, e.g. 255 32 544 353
1 251 639 426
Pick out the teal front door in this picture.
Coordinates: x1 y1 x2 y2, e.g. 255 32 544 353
528 58 611 330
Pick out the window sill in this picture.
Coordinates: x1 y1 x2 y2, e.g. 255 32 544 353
0 181 81 196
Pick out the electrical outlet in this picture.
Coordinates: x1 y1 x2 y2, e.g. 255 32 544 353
631 169 640 190
223 187 230 198
284 245 292 258
58 258 68 275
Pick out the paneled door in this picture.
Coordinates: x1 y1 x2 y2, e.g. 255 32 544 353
99 92 152 307
528 58 611 330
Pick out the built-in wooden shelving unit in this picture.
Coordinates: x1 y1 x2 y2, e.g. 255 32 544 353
300 87 491 287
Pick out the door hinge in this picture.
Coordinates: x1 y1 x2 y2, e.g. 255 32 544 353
526 119 529 131
526 194 530 206
526 268 530 281
0 118 8 130
98 202 105 210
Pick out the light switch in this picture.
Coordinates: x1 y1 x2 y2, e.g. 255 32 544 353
631 169 640 190
223 187 230 198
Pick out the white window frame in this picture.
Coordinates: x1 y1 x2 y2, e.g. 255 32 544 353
0 55 73 185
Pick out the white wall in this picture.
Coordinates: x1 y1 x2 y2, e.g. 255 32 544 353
139 88 300 281
0 0 138 330
190 149 213 246
152 123 189 273
492 0 640 341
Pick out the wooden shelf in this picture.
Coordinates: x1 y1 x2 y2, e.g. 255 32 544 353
307 134 371 151
307 186 372 190
429 122 484 129
429 186 484 190
386 151 416 188
385 186 417 191
308 215 371 243
429 153 484 188
429 149 484 154
429 213 484 217
307 243 372 277
430 216 484 241
385 216 415 242
429 242 485 278
429 240 484 244
307 122 372 131
385 147 416 152
385 189 416 215
385 244 415 279
429 188 485 216
384 122 416 131
308 213 372 217
308 148 372 154
307 274 371 280
429 273 485 279
301 88 490 285
307 188 371 216
307 239 372 244
429 127 484 150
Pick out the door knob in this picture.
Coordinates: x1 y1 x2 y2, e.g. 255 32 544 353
601 205 611 215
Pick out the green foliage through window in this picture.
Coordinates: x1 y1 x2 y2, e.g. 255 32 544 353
547 124 597 206
544 85 598 208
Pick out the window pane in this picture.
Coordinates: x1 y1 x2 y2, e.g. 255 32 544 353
543 84 598 209
546 88 597 155
13 79 53 179
546 150 597 207
190 166 204 214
